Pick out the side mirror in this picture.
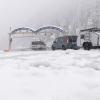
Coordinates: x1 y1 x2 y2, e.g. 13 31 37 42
54 41 56 43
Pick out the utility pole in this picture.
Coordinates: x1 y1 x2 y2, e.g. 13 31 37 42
9 26 12 50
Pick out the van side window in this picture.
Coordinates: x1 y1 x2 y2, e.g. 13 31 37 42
81 35 85 39
69 36 77 43
69 37 73 43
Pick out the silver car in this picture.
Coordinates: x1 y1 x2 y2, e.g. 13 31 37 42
31 41 46 50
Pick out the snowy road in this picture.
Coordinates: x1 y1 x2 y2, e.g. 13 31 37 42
0 50 100 100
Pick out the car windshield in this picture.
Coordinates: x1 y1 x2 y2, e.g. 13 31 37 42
32 41 45 45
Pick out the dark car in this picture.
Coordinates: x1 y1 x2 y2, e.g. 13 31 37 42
31 41 46 50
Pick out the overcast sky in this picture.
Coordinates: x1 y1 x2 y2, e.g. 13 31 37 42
0 0 96 49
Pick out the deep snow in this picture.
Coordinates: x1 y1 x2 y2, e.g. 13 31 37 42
0 50 100 100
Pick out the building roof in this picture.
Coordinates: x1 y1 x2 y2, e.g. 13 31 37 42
80 28 100 32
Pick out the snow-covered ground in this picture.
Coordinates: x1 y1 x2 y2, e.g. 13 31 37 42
0 49 100 100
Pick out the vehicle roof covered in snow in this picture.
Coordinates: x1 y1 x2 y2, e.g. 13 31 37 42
57 35 77 39
80 28 100 32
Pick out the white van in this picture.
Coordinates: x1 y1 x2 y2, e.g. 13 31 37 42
80 28 100 50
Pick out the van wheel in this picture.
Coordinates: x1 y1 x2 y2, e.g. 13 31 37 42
83 42 92 50
52 46 55 50
62 45 66 50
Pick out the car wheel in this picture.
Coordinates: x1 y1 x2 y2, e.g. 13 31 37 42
62 45 66 50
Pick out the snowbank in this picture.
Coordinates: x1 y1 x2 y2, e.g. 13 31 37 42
0 50 100 100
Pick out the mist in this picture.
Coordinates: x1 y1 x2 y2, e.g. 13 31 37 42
0 0 98 49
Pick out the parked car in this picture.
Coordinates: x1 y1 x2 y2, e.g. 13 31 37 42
52 35 79 50
31 41 46 50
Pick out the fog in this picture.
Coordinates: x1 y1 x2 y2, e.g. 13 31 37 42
0 0 97 49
